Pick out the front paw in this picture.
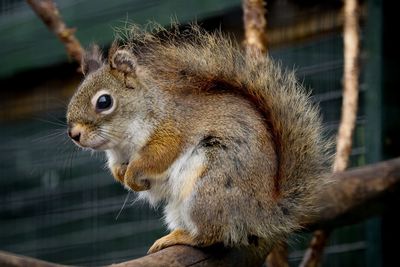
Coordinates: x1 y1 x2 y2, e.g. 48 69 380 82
124 170 150 192
148 229 197 254
111 164 128 183
148 236 171 254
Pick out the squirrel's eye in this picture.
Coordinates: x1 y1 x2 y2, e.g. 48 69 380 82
96 94 113 111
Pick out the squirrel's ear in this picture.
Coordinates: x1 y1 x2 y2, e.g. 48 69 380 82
81 44 104 76
109 45 137 75
108 44 139 88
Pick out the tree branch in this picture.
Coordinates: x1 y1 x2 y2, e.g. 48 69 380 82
0 251 66 267
26 0 84 66
0 241 269 267
1 158 400 267
242 0 268 54
311 158 400 228
333 0 361 173
266 242 289 267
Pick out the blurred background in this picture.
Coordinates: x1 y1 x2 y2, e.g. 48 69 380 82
0 0 399 266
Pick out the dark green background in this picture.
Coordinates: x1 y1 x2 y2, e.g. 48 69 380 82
1 0 399 266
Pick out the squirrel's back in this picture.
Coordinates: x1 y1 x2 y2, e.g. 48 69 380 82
115 24 332 226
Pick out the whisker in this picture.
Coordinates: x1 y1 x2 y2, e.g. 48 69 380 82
62 145 77 180
115 191 131 220
46 113 68 124
31 129 67 143
33 117 67 127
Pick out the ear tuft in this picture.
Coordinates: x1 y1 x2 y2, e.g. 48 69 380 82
109 48 137 75
81 44 104 75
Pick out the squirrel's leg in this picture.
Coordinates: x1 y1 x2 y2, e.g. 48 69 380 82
110 162 149 191
124 122 183 192
124 161 150 191
147 229 200 254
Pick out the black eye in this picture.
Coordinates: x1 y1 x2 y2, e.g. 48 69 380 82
96 94 113 111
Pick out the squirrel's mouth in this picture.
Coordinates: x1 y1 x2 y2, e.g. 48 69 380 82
70 137 110 151
68 123 111 150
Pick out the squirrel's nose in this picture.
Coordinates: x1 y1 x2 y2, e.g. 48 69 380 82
68 126 81 142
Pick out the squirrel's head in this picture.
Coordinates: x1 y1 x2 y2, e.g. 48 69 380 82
66 44 159 150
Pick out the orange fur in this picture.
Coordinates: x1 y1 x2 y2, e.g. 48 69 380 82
148 228 205 254
124 121 184 191
179 164 205 201
111 164 127 183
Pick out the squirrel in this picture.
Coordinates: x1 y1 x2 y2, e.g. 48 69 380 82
66 24 331 254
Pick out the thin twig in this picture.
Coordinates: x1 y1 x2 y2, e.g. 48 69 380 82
334 0 361 172
299 0 361 266
26 0 84 67
266 242 289 267
242 0 268 54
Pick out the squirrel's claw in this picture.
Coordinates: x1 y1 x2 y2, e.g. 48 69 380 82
111 163 150 191
125 178 150 192
111 164 128 183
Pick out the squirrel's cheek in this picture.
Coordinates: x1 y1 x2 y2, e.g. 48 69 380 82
82 133 111 150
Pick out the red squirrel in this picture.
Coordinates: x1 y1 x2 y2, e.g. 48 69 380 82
66 24 331 254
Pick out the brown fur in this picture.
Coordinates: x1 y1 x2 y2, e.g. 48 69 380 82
66 23 332 254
